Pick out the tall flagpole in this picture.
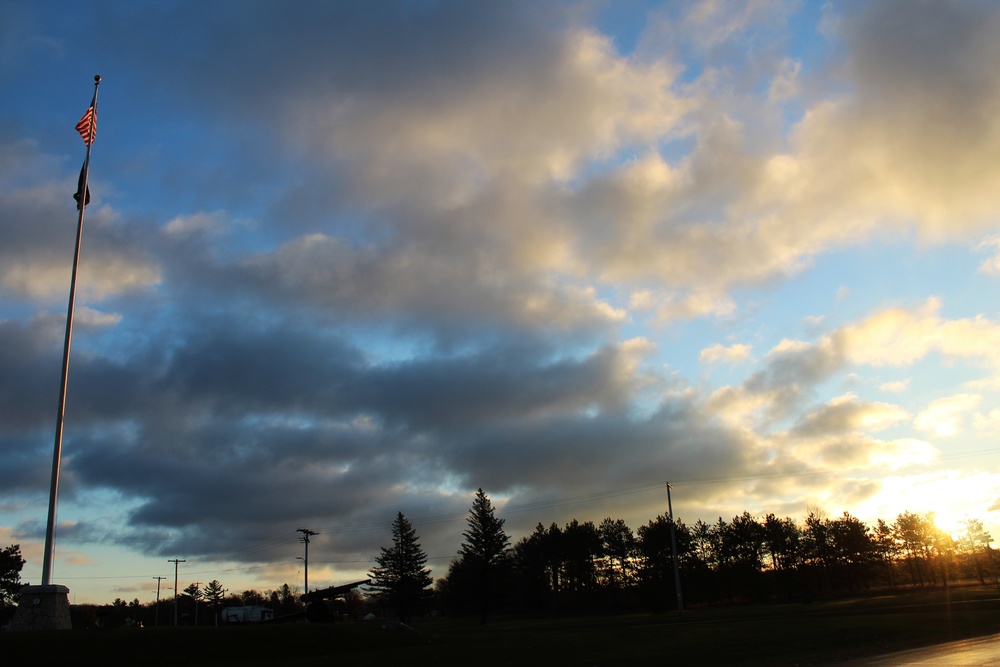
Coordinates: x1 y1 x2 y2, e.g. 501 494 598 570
41 74 101 586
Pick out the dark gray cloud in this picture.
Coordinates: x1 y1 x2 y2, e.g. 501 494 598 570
97 1 565 116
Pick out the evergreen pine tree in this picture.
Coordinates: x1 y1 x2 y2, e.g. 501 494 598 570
0 544 25 610
203 579 226 625
369 512 433 623
458 488 511 623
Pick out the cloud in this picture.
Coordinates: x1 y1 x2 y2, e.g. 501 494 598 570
700 342 752 365
234 232 626 339
835 299 1000 373
973 408 1000 436
706 299 1000 432
790 393 910 438
774 431 934 473
976 236 1000 275
0 157 161 303
163 211 231 239
879 379 910 393
914 394 982 437
769 0 1000 240
768 58 801 102
90 0 1000 311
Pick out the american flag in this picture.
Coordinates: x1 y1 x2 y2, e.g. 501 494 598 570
76 105 96 146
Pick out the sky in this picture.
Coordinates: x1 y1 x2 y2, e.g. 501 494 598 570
2 0 1000 605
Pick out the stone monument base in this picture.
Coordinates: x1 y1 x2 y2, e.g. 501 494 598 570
9 584 72 631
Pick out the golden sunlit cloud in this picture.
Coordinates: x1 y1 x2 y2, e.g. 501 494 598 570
879 378 910 393
2 253 160 302
699 342 752 365
914 393 981 437
838 300 942 367
652 290 736 323
972 408 1000 436
867 437 937 470
704 385 774 428
788 393 910 439
833 299 1000 377
629 290 656 311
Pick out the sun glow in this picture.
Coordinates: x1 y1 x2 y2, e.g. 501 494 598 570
854 470 1000 540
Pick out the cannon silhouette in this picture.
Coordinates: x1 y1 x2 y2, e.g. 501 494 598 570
300 580 369 622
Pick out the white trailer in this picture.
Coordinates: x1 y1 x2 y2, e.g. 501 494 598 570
220 606 274 623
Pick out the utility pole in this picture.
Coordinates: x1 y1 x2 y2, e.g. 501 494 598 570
666 482 684 613
297 528 318 596
153 576 166 627
168 558 185 626
216 587 227 627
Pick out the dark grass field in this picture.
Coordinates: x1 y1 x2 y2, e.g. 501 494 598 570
5 584 1000 666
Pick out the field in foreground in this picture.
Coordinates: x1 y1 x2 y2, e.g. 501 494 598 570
4 585 1000 666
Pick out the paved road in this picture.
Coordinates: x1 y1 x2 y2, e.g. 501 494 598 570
834 633 1000 666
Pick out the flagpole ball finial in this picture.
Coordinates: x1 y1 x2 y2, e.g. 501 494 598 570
94 75 102 83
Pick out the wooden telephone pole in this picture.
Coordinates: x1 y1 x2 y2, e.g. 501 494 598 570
667 482 684 613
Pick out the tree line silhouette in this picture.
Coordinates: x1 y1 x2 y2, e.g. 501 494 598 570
438 508 998 617
372 490 999 620
4 491 997 627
